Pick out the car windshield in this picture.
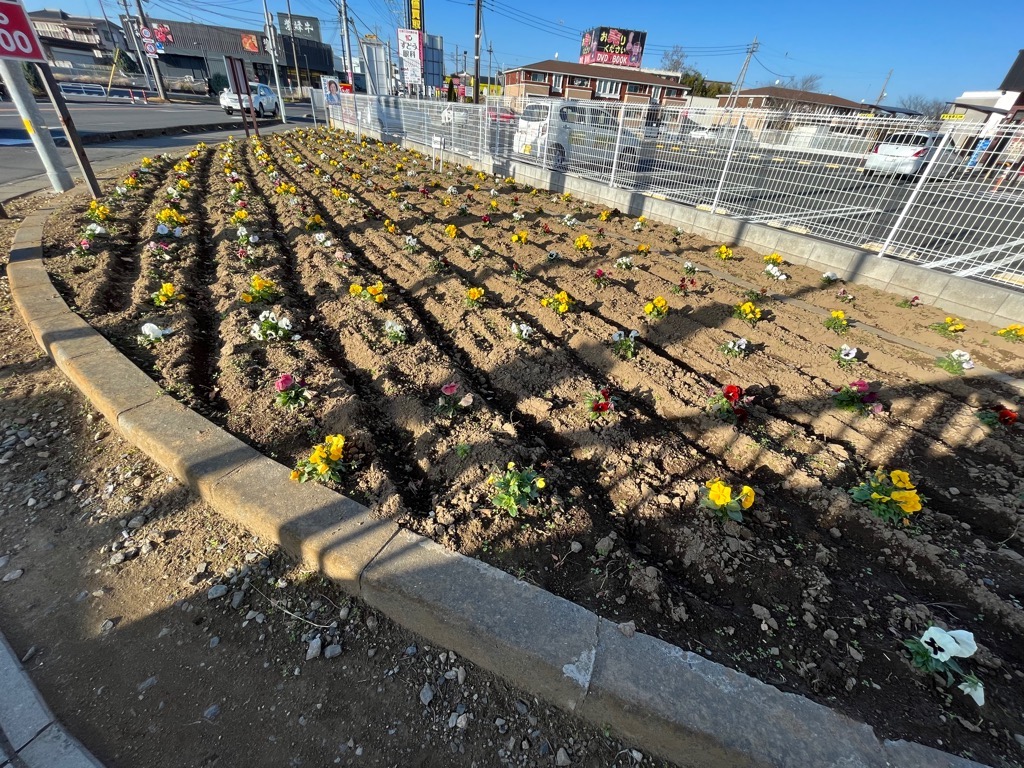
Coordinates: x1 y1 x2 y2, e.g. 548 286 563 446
520 104 549 122
884 133 930 146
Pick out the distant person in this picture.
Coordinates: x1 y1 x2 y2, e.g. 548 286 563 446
206 79 214 98
325 80 341 105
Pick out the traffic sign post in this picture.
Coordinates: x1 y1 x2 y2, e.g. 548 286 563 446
35 62 101 199
0 57 73 193
0 0 45 61
0 0 93 197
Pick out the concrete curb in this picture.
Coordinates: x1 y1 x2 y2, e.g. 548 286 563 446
0 627 105 768
7 203 991 767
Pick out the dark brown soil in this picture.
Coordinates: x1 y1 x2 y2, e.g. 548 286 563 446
35 130 1024 768
0 190 671 768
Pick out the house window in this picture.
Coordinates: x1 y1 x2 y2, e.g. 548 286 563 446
570 76 589 87
666 89 678 98
551 74 563 92
595 79 620 98
626 83 646 94
529 72 546 83
652 86 662 101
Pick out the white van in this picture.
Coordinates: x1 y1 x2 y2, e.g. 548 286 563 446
513 100 658 173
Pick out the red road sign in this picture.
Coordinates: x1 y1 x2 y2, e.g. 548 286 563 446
0 0 45 62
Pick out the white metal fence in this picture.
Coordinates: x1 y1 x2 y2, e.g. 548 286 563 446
329 95 1024 289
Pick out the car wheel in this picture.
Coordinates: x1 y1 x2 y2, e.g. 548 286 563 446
257 104 265 118
618 148 638 174
548 143 567 172
224 108 234 116
271 103 279 118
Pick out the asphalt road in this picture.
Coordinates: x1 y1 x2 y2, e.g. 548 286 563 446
0 97 302 144
0 120 309 196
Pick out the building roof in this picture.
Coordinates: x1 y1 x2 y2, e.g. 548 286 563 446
30 9 122 30
727 86 863 110
948 101 1009 115
507 59 691 89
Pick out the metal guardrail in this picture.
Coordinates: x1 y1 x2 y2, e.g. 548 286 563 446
328 95 1024 289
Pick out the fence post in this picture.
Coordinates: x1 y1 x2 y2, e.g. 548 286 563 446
710 110 745 214
875 128 955 259
478 99 486 162
608 103 627 188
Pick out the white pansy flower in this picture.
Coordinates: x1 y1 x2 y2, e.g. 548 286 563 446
612 331 624 342
920 627 977 662
140 323 171 340
156 223 169 235
839 345 858 361
957 678 984 706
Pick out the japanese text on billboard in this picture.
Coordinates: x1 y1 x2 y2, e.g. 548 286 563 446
579 26 646 69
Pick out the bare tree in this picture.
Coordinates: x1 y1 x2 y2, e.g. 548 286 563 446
898 94 946 119
660 45 687 73
781 74 823 93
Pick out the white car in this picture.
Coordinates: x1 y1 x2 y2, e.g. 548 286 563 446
513 100 658 173
220 82 279 118
864 131 960 177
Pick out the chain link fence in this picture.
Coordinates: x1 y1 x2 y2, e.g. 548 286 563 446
329 95 1024 289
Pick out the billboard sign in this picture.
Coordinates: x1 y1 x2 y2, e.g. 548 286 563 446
397 28 423 87
240 33 259 53
408 0 423 31
579 26 646 69
278 13 321 42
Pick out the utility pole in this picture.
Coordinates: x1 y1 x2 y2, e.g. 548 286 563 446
472 0 482 103
132 0 167 99
487 42 493 100
454 44 458 76
725 35 757 111
339 0 355 91
386 39 393 94
119 0 152 91
0 60 73 193
874 68 893 108
285 0 302 90
263 0 287 122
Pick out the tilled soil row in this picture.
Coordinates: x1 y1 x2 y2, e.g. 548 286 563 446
276 135 1024 647
36 130 1024 765
62 156 176 318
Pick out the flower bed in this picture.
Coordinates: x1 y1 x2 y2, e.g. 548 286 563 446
39 130 1024 765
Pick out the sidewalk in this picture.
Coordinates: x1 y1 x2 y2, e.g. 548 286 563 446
0 628 103 768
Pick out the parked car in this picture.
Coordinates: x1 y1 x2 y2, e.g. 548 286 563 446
512 101 657 173
863 131 960 177
220 82 279 118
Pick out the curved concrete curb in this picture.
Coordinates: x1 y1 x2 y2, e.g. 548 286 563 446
0 627 104 768
8 208 990 768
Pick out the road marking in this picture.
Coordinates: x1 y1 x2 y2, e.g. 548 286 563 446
772 157 785 162
825 164 842 169
797 160 811 165
748 154 761 159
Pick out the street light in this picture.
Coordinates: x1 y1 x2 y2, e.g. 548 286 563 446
303 53 312 93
